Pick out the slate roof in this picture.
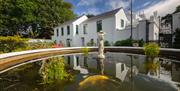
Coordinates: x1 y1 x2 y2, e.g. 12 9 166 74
86 7 122 22
57 7 122 26
57 14 86 26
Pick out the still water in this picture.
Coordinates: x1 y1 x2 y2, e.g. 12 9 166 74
0 52 180 91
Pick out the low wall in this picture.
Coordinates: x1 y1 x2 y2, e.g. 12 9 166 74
0 47 180 72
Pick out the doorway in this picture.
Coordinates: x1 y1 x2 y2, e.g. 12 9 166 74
66 39 71 47
81 37 85 46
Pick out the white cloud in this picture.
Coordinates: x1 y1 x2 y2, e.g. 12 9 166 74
106 0 130 9
77 0 102 6
80 8 100 15
140 0 180 18
142 1 152 8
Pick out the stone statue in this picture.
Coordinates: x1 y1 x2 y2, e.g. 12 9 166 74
98 31 105 59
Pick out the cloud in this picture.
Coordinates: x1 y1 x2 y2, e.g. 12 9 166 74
140 0 180 18
142 1 152 8
106 0 131 10
77 0 102 6
80 8 100 15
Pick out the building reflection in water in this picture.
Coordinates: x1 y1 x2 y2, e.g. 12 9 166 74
64 52 180 90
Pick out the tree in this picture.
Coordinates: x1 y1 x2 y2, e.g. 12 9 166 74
162 5 180 26
173 28 180 48
173 5 180 14
0 0 76 39
86 14 95 18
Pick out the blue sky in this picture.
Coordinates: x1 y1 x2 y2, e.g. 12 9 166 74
65 0 180 17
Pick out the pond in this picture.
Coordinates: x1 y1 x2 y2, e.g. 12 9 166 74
0 52 180 91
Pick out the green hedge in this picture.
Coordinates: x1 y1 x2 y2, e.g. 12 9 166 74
114 39 145 47
0 36 55 53
0 36 29 53
104 40 111 46
114 39 132 46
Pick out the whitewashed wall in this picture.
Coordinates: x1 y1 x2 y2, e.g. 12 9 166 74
149 22 159 41
53 9 160 47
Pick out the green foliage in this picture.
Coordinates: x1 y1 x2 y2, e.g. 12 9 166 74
104 40 111 46
144 43 160 58
173 5 180 14
39 57 72 84
86 14 95 18
138 39 145 47
0 36 56 53
0 0 76 38
87 39 96 46
173 28 180 49
114 39 132 46
81 47 89 56
144 59 160 75
29 41 54 50
162 5 180 26
0 36 29 53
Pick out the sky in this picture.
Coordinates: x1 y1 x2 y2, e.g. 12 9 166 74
65 0 180 18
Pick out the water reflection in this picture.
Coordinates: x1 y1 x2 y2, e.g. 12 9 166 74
0 52 180 91
97 58 104 75
64 52 180 91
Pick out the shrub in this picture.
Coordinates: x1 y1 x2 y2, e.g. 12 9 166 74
87 39 96 46
39 57 72 84
29 41 54 50
138 39 145 47
104 40 111 46
0 36 29 53
114 39 132 46
144 43 160 58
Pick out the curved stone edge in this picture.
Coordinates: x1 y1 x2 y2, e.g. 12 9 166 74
1 47 180 60
0 47 180 73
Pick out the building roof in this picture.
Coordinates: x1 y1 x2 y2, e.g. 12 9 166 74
85 7 122 22
56 8 122 27
57 14 86 27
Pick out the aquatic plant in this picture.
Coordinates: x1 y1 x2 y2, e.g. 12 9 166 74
144 43 160 76
144 43 160 58
81 47 89 57
144 59 160 76
39 57 72 84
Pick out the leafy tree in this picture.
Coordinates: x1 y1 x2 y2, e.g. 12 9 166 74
173 28 180 48
162 5 180 26
0 0 76 39
86 14 95 18
173 5 180 14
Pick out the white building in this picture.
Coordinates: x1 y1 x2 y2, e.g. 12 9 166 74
52 8 159 47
